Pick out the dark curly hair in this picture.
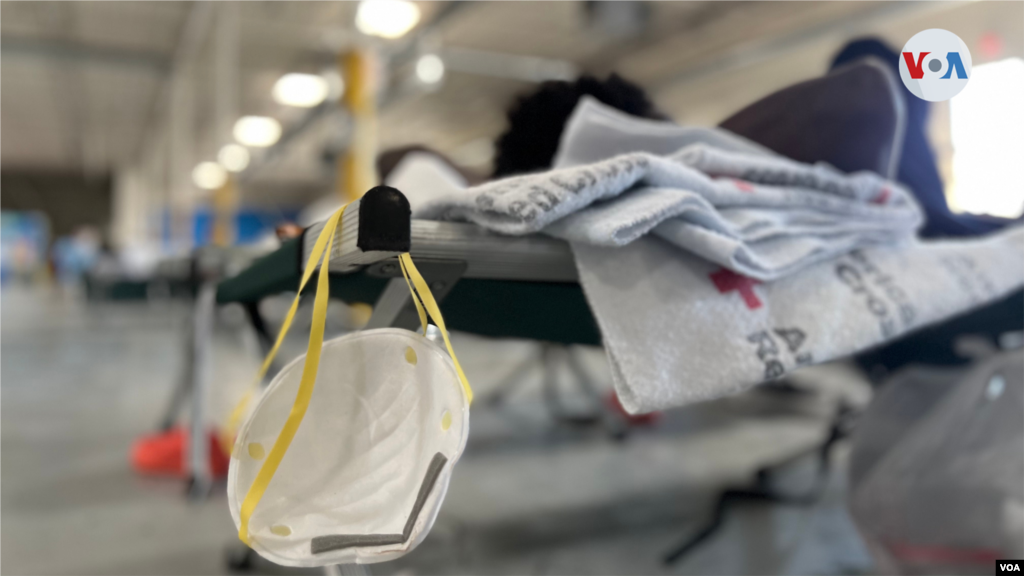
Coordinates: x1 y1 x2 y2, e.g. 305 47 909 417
492 74 664 178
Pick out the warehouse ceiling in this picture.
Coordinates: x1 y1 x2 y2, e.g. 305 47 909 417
2 1 1022 206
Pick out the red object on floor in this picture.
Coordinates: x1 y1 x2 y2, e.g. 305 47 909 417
605 391 662 426
130 426 230 478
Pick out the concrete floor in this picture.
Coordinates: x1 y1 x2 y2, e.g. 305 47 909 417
1 286 875 575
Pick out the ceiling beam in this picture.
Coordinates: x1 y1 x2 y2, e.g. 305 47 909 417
1 36 170 74
441 47 578 83
242 0 470 181
650 1 962 94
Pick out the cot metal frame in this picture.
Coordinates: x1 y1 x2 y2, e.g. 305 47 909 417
302 194 577 332
302 190 617 427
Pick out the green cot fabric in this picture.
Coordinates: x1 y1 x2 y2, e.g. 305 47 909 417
85 278 150 301
216 239 602 346
216 237 303 304
441 279 601 346
215 237 391 306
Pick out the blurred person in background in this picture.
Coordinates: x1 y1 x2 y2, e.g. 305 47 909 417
830 38 1019 238
492 73 665 178
828 39 1024 378
51 226 101 291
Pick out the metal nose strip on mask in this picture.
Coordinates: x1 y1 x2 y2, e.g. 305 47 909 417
310 452 449 555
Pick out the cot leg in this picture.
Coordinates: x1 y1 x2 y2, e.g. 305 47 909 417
241 301 284 384
242 301 274 355
365 278 416 330
542 345 603 426
158 307 195 431
481 346 541 407
364 259 466 330
187 282 216 501
564 347 629 439
224 543 254 572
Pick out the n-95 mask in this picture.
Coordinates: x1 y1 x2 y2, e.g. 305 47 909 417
225 203 473 567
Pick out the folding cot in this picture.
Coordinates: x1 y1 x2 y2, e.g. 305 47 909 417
208 58 908 570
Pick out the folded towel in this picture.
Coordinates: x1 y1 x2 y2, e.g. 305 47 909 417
553 96 773 167
417 144 922 280
573 226 1024 413
410 102 995 414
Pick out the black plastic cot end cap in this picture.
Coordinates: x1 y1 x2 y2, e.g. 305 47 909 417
357 186 412 253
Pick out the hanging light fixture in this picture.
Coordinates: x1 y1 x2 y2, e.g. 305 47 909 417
273 73 330 108
233 116 282 148
415 54 445 84
355 0 420 39
218 144 250 172
192 161 228 190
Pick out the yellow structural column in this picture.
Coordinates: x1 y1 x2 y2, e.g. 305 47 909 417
337 49 378 327
339 49 379 202
211 175 238 246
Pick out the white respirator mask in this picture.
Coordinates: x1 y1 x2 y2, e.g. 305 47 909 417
225 204 473 567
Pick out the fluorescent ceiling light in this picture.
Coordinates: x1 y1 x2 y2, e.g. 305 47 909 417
273 73 329 108
218 144 250 173
949 57 1024 218
416 54 445 84
192 162 227 190
233 116 282 148
356 0 420 39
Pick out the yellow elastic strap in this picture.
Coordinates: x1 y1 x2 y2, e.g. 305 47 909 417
237 205 346 545
220 211 344 453
234 207 473 546
398 253 474 405
398 256 428 336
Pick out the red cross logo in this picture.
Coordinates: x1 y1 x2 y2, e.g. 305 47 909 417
731 178 755 193
710 268 763 310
